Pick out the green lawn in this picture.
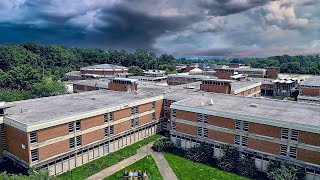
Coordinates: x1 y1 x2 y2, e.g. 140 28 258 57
163 153 250 180
57 134 162 180
104 155 163 180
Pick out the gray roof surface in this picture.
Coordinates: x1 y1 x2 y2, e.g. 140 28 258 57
172 93 320 127
250 78 274 85
231 81 261 91
81 64 128 70
300 76 320 86
5 90 156 126
235 68 266 72
73 80 108 88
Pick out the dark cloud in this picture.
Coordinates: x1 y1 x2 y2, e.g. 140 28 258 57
0 0 319 56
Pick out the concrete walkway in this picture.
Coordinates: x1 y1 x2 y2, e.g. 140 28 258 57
86 142 178 180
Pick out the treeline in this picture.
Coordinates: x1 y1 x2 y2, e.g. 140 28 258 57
238 55 320 74
0 43 178 101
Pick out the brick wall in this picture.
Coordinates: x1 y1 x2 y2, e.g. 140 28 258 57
247 138 280 155
248 123 281 138
297 148 320 165
73 84 84 91
300 87 320 96
82 129 104 145
208 129 234 144
114 108 131 121
266 68 278 79
139 114 152 125
5 125 29 163
38 140 69 161
37 124 69 142
108 83 127 92
208 116 235 129
81 115 104 130
216 71 234 79
200 84 231 94
299 131 320 146
175 123 198 135
138 103 153 113
155 99 164 119
114 121 131 134
176 110 197 122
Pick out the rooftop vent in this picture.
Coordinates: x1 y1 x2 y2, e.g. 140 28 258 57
202 93 205 96
200 102 205 107
20 108 28 113
249 103 258 108
91 98 96 100
210 99 214 106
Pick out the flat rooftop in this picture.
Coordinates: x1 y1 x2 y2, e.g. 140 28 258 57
250 78 274 85
231 81 261 92
81 64 128 70
172 93 320 129
235 68 266 72
300 76 320 87
73 80 108 88
5 90 158 127
168 73 214 79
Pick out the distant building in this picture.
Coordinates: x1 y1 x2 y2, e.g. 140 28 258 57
298 76 320 104
66 64 129 81
266 67 279 79
167 73 212 86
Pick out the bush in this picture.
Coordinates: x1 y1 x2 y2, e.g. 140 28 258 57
236 155 257 178
151 137 174 152
185 143 212 163
267 161 305 180
217 145 240 172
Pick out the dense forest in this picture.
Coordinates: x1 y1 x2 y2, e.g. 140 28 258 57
0 43 319 102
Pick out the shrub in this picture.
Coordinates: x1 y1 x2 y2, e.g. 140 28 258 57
185 143 212 163
236 155 257 178
217 145 240 172
151 137 174 152
267 161 305 180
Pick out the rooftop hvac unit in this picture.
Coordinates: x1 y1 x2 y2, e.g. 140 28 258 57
249 103 258 108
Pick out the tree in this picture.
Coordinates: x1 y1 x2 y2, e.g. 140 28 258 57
151 137 174 152
185 143 213 163
32 77 67 97
128 66 144 76
236 155 257 178
217 145 240 172
267 161 305 180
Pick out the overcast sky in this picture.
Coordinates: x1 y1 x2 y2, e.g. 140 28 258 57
0 0 319 56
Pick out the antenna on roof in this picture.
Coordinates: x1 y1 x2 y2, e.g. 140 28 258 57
210 99 214 105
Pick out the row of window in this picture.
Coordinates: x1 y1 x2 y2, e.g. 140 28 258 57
197 127 208 138
202 81 231 86
197 113 208 124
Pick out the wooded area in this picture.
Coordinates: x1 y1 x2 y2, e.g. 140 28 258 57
0 43 319 102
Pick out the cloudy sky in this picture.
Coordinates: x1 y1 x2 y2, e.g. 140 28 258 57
0 0 319 56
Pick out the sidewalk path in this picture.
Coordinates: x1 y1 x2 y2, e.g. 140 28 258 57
86 142 178 180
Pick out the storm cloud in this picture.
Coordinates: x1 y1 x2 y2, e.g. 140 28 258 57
0 0 319 56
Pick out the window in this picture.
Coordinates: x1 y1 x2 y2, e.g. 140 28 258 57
281 128 289 139
242 136 248 147
235 135 241 145
109 112 114 122
164 99 167 108
104 127 108 137
248 89 251 94
31 149 38 162
235 120 249 131
280 145 288 156
197 114 203 123
243 121 249 131
289 146 297 158
76 135 82 146
204 128 208 138
152 112 156 121
172 109 176 118
131 106 138 115
152 101 156 109
291 130 299 141
75 120 81 131
172 121 176 130
69 138 75 149
203 114 209 124
68 122 74 133
197 127 202 137
235 120 241 130
131 118 139 128
109 125 114 135
104 113 108 123
30 131 37 144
